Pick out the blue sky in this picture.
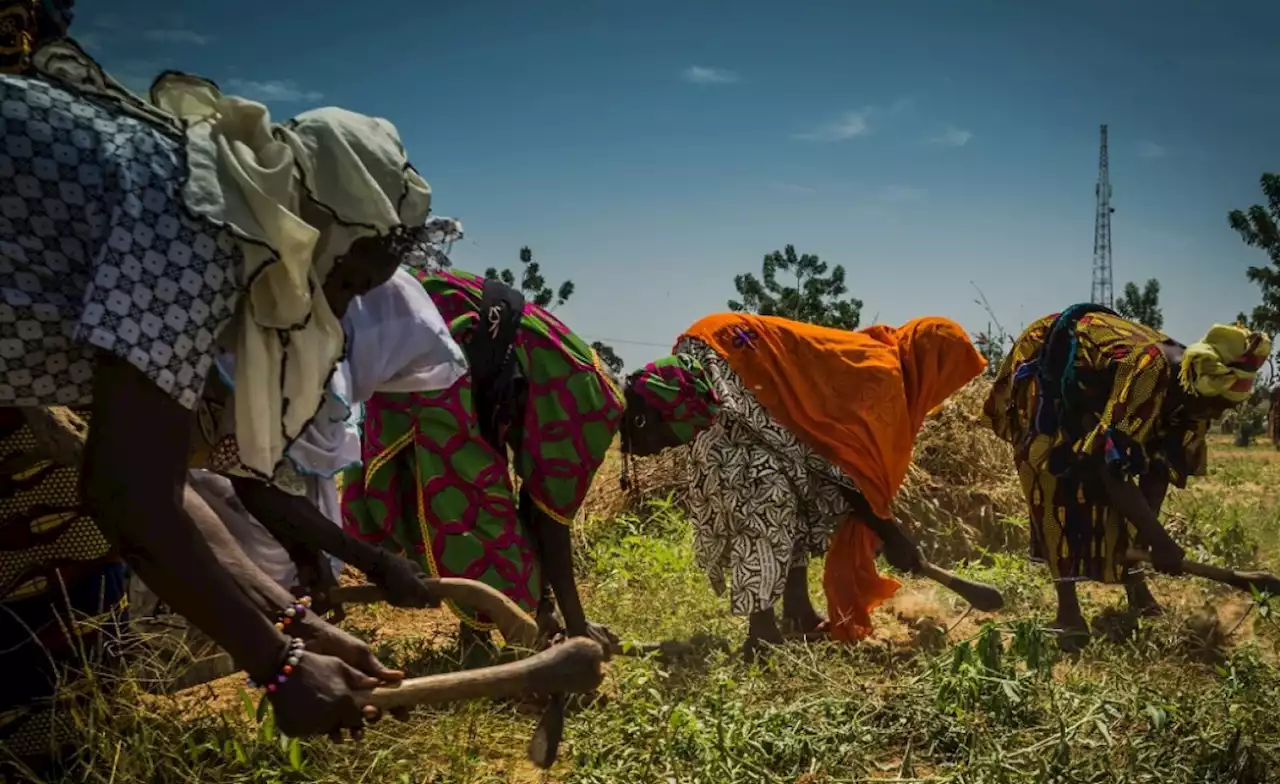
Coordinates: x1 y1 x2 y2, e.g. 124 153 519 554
80 1 1280 369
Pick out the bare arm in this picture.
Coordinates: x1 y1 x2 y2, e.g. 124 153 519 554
1102 471 1183 567
230 476 439 608
83 357 289 681
839 486 922 572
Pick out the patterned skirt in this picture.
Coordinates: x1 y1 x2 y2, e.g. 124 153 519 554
1019 463 1134 584
679 340 852 617
0 410 129 761
340 375 542 628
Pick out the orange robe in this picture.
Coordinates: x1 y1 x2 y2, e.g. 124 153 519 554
681 314 985 641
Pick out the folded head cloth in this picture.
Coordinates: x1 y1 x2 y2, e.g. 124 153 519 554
1179 324 1272 403
624 353 721 446
144 75 432 478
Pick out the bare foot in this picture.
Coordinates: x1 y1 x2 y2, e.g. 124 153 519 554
781 611 827 637
742 634 780 663
1053 614 1091 653
1126 582 1164 618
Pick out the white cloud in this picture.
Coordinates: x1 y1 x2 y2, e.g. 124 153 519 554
1136 140 1167 159
792 99 911 143
770 182 817 196
142 29 213 46
681 65 740 85
793 109 873 142
927 124 973 148
875 185 927 203
227 79 324 104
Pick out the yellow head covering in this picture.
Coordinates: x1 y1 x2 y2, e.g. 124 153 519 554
1179 324 1272 403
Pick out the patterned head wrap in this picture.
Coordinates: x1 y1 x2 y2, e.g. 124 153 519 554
624 353 720 446
1179 324 1271 403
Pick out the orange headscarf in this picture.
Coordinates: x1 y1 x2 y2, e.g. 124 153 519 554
680 314 986 641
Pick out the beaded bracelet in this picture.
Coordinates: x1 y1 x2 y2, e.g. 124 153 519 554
247 637 305 693
272 596 313 633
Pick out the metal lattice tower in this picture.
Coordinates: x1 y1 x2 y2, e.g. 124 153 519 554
1091 124 1114 308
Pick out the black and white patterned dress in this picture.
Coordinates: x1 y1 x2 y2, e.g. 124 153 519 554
0 74 242 410
678 337 860 617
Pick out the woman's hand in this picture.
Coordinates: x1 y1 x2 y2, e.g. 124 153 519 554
372 552 442 609
268 652 382 740
297 614 404 684
584 621 621 658
881 533 923 573
1148 538 1186 576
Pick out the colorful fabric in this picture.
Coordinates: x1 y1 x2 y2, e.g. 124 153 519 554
340 375 541 626
418 267 624 525
680 314 983 640
823 520 901 641
680 339 853 617
1180 324 1270 402
0 408 129 759
983 310 1211 583
0 0 68 76
680 313 986 521
625 353 720 445
341 267 624 626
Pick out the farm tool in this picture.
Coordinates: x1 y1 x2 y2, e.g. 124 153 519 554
911 557 1006 612
1126 548 1280 596
21 406 602 769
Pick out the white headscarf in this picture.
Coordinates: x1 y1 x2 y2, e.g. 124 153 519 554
149 77 432 479
286 266 468 479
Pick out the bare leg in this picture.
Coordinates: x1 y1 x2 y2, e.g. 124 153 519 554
781 564 824 634
1124 572 1163 617
1054 581 1090 652
743 607 785 662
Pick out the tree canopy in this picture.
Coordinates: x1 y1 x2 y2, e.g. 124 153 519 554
1229 173 1280 340
591 341 625 376
728 244 863 329
1115 278 1164 331
484 246 622 374
485 246 575 311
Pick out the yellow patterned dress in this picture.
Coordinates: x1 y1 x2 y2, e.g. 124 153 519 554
1 376 250 762
983 307 1207 583
0 409 130 760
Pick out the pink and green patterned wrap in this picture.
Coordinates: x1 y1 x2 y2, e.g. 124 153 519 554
626 353 720 445
339 267 626 628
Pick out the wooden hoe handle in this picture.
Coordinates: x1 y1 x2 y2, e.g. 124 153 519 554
330 582 540 649
1125 548 1280 595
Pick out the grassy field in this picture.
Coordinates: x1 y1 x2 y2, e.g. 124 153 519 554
13 433 1280 784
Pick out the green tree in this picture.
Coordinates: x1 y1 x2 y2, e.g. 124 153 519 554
485 246 622 373
485 246 575 310
728 244 863 329
591 341 625 376
1115 278 1164 331
1229 174 1280 340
